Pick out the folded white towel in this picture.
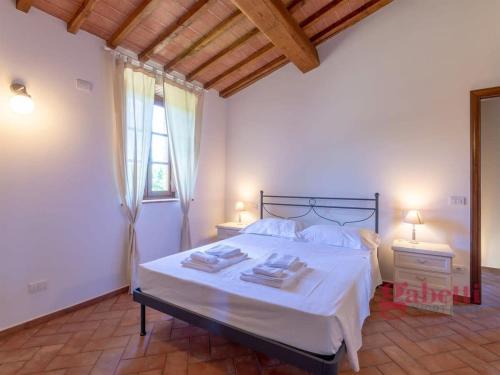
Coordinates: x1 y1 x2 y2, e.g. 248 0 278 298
252 264 286 278
265 253 300 269
182 252 248 273
190 251 219 264
206 245 242 258
241 262 307 288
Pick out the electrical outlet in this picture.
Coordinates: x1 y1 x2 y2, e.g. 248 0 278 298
449 196 467 206
453 265 467 274
28 279 48 294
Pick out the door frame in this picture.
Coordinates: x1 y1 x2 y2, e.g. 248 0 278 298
470 86 500 304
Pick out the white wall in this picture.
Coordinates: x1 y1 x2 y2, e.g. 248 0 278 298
481 97 500 269
225 0 500 295
0 2 226 330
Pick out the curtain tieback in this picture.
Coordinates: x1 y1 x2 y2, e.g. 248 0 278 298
128 221 137 234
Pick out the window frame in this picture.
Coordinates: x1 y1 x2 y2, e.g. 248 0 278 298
144 96 175 201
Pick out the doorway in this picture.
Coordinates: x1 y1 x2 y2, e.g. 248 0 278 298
470 86 500 305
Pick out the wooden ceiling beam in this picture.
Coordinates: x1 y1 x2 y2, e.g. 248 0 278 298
138 0 210 62
186 29 259 81
311 0 392 45
186 0 304 82
205 44 273 89
107 0 163 49
16 0 32 13
230 0 318 73
164 10 245 71
206 0 345 90
67 0 98 34
220 0 392 98
220 56 288 98
299 0 344 29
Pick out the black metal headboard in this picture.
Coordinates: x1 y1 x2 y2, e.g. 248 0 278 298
260 191 380 233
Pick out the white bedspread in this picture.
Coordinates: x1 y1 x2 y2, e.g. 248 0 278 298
138 234 382 371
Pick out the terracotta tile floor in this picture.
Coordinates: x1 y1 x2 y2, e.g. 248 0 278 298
0 268 499 375
483 267 500 307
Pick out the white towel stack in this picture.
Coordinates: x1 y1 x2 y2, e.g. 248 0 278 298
265 253 300 269
240 253 307 288
206 245 243 258
182 245 248 273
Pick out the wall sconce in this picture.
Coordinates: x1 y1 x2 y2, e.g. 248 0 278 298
10 82 34 114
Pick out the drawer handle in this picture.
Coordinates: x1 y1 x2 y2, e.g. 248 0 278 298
416 276 427 282
417 259 428 264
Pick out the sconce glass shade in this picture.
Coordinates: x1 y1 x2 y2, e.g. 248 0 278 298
235 201 245 211
404 210 423 225
10 83 34 114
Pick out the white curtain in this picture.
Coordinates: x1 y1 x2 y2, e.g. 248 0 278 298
113 57 156 292
162 80 204 251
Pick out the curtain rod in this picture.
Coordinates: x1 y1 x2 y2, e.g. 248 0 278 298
103 46 205 92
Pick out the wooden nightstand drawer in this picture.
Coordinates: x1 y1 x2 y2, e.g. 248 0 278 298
216 222 249 240
217 228 240 240
395 268 451 289
394 252 451 273
394 284 452 314
392 239 454 315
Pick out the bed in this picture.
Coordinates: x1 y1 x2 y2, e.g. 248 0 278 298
134 192 381 374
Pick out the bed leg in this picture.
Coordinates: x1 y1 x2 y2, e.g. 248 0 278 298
140 304 146 336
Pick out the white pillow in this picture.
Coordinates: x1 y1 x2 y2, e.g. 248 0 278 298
299 225 380 251
241 218 305 239
359 228 381 250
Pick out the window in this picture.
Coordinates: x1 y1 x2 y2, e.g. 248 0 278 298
144 102 175 200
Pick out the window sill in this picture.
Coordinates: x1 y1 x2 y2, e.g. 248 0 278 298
142 198 179 204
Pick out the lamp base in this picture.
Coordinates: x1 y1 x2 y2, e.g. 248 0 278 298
410 225 418 244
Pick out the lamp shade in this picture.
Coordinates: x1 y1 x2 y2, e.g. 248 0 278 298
404 210 423 225
235 201 245 211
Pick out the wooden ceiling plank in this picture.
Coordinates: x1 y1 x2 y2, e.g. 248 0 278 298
205 43 273 89
206 0 345 90
164 10 245 71
186 29 259 81
138 0 210 62
108 0 163 49
220 55 288 97
186 0 305 82
311 0 393 46
67 0 99 34
299 0 345 29
16 0 32 13
221 0 393 98
230 0 318 73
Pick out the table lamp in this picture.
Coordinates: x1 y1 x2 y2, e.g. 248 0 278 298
235 201 245 223
404 209 423 243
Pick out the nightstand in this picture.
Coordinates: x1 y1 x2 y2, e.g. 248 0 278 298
392 239 454 315
216 222 248 240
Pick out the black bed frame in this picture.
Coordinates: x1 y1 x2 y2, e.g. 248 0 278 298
133 191 380 375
